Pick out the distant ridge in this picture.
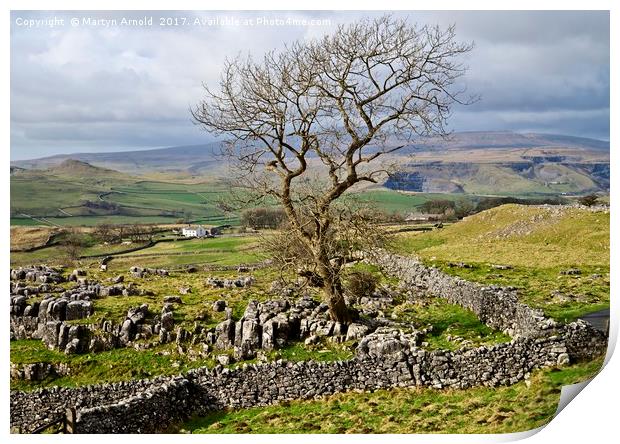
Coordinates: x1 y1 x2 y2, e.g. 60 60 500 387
402 131 609 152
11 132 609 175
12 142 223 175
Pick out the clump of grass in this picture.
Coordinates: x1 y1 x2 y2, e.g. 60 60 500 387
275 341 355 362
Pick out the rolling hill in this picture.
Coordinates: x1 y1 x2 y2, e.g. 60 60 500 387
11 143 224 176
12 131 608 174
10 161 237 227
10 131 610 225
392 203 610 321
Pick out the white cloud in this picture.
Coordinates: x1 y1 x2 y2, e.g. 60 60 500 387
10 10 610 159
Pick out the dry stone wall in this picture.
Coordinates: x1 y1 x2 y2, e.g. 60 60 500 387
368 251 557 337
11 377 168 433
74 377 193 434
10 253 608 433
11 325 605 433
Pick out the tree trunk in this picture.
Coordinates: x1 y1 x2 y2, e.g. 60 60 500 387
326 288 352 324
313 235 352 324
322 273 352 324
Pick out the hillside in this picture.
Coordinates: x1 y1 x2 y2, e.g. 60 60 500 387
12 143 224 176
393 204 610 321
46 159 125 178
11 131 609 174
398 131 609 152
385 161 608 195
10 171 237 226
395 204 609 267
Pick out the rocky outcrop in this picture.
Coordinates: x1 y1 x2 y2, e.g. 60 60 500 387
206 275 254 289
10 294 93 346
129 266 169 278
10 362 71 382
212 300 226 312
357 327 423 361
68 269 87 282
10 266 65 284
211 296 348 359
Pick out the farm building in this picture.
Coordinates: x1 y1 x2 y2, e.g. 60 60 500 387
181 225 208 238
404 212 443 222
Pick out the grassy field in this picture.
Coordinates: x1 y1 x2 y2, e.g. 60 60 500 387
11 165 239 226
10 226 59 250
12 166 465 227
179 357 603 434
109 236 263 269
9 228 261 268
391 204 610 321
346 190 466 214
101 182 230 216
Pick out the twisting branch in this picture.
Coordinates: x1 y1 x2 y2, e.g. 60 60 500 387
192 15 474 323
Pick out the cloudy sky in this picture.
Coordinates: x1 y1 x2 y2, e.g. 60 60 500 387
10 10 610 160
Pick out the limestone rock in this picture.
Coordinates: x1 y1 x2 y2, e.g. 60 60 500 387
65 300 93 321
557 353 570 366
346 323 370 341
212 300 227 312
119 319 134 345
127 304 149 325
214 319 235 349
161 312 174 331
164 296 182 304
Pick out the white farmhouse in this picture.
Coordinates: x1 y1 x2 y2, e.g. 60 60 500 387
181 225 207 238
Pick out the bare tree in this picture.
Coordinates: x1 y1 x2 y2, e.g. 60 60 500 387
125 224 158 242
578 193 599 207
261 204 392 299
240 207 287 230
192 15 474 323
59 228 86 262
93 223 119 244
